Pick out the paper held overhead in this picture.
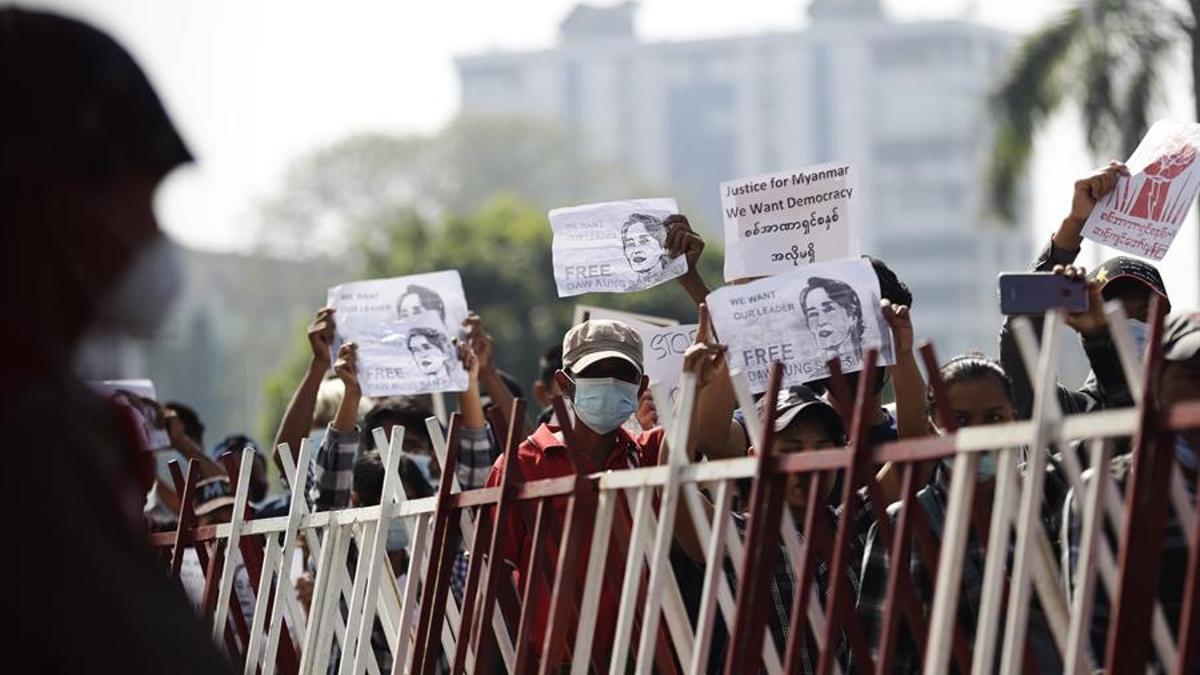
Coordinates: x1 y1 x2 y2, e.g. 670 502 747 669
550 198 688 297
720 162 859 282
1082 120 1200 260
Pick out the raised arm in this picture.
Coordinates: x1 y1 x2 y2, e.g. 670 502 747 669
311 341 361 512
455 337 499 490
665 214 709 306
998 162 1128 418
159 403 227 479
873 301 934 503
273 308 335 466
669 306 729 562
464 313 529 438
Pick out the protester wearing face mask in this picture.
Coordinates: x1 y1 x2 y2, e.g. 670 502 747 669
998 161 1172 421
483 319 660 667
3 9 229 672
856 354 1063 673
1062 312 1198 668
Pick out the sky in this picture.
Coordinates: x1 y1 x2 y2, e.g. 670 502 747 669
26 0 1200 307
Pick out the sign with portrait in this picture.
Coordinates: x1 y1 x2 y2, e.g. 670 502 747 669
705 258 895 393
327 271 470 396
550 198 688 297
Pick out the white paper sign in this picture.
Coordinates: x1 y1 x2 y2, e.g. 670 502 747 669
550 198 688 297
1082 120 1200 260
327 271 470 397
643 323 699 405
90 379 172 450
706 258 894 393
721 162 858 281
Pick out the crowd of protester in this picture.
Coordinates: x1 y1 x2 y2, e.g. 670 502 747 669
7 8 1198 674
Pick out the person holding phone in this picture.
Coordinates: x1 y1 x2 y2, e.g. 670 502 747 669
997 161 1172 420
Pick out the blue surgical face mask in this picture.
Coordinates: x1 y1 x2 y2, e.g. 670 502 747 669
1128 319 1150 359
386 517 409 553
1177 436 1197 472
572 377 640 434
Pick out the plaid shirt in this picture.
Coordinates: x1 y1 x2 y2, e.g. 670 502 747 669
309 424 495 603
857 461 1065 673
724 490 873 674
309 423 497 510
1062 453 1195 671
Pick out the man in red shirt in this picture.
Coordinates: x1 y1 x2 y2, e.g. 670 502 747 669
485 319 664 666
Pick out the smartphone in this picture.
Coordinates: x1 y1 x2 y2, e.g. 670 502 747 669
998 273 1089 316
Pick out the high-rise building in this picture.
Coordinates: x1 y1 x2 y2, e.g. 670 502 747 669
456 0 1031 357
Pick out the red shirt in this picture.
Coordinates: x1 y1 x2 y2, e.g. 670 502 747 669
484 422 664 662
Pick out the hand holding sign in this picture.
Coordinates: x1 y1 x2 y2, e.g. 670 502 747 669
328 271 470 396
681 304 728 390
308 308 336 370
1081 120 1200 259
333 342 360 394
706 258 895 394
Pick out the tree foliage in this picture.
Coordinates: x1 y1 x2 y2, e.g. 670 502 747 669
989 0 1197 222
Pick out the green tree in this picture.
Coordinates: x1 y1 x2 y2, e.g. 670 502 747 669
989 0 1198 221
255 114 655 259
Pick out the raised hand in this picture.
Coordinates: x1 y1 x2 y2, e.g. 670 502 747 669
462 313 494 374
1068 161 1130 225
307 308 337 371
333 341 359 394
664 214 705 273
881 299 914 354
682 304 728 389
1052 264 1107 337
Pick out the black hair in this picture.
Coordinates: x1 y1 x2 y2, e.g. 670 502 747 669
396 284 446 322
353 451 435 507
363 398 435 451
539 344 563 387
927 352 1013 418
165 401 205 446
864 255 913 307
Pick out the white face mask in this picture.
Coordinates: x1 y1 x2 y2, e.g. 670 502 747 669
91 234 183 337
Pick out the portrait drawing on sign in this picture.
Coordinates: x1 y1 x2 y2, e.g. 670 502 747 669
396 285 447 325
800 277 865 368
407 327 454 379
621 213 672 287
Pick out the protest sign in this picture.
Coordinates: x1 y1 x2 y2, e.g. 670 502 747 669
327 272 470 397
706 258 894 393
643 323 699 405
550 198 688 297
91 379 172 450
1082 120 1200 260
721 162 858 281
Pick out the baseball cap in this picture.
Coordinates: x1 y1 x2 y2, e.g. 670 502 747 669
562 320 643 378
1090 257 1171 313
194 476 236 516
760 385 846 439
1162 312 1200 363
